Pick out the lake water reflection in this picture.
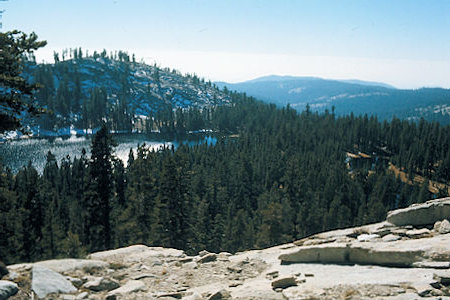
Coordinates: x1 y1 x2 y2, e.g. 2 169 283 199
0 134 216 173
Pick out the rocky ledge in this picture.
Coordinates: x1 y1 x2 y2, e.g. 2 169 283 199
1 197 449 299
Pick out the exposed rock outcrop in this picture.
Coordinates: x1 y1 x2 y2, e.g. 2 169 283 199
82 277 119 292
3 197 450 299
279 199 450 270
34 258 109 273
271 275 297 289
87 244 184 265
197 253 217 264
279 234 450 267
434 270 450 286
437 219 450 234
106 280 146 298
0 280 18 299
207 289 231 300
31 265 77 299
386 197 450 226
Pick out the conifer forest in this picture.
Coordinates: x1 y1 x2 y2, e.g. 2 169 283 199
1 92 449 264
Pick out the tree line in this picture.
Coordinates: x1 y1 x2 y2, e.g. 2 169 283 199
28 49 226 135
1 94 449 264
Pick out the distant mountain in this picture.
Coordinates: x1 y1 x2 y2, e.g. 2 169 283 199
335 79 396 89
18 53 232 135
234 75 395 89
216 75 450 124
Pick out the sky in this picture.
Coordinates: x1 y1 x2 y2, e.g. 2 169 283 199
2 0 450 89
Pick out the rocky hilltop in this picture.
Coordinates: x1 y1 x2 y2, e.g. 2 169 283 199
1 197 449 300
30 55 232 113
9 55 232 138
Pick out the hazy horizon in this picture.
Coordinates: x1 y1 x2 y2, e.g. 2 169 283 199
2 0 450 89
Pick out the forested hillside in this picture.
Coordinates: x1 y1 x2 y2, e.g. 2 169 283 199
1 95 449 264
20 49 231 136
216 76 450 124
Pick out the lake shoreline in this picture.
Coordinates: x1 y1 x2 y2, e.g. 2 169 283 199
0 133 217 174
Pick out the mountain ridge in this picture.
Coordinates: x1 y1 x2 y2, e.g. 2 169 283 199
216 75 450 124
15 54 233 137
224 75 396 89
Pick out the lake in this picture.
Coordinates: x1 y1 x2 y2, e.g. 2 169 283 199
0 134 217 173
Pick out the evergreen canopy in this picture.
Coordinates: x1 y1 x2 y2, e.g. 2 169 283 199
0 30 46 132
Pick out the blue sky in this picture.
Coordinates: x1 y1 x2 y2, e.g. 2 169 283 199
2 0 450 88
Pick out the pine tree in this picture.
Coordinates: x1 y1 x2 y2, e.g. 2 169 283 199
15 162 41 261
40 151 64 258
85 124 116 251
157 154 191 250
256 202 284 248
0 30 47 132
0 163 21 264
117 146 158 247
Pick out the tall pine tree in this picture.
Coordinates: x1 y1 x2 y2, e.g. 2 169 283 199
85 124 116 251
